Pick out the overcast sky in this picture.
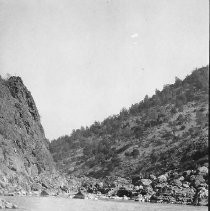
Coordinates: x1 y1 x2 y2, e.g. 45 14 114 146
0 0 209 140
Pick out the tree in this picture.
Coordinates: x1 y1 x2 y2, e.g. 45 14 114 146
144 95 149 103
90 121 101 134
6 73 11 80
168 121 176 136
196 110 205 127
162 85 173 104
148 109 158 121
142 95 150 109
175 76 182 86
132 149 139 158
120 107 129 119
129 103 139 115
155 89 160 95
175 94 187 108
133 125 144 138
83 145 93 157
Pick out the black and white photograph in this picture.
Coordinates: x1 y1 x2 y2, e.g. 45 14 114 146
0 0 209 210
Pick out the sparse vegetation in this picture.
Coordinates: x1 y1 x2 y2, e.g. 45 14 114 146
50 66 209 178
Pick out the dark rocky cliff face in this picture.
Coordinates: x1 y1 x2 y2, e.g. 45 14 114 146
0 76 55 193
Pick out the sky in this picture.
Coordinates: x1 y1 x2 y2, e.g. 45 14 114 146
0 0 209 140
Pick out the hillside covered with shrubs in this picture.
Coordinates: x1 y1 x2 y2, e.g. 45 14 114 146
50 66 209 179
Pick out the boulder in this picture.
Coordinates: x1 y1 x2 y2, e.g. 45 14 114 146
31 182 42 191
192 175 205 188
178 176 184 181
117 187 132 197
198 187 208 206
140 179 152 186
41 180 50 189
182 181 190 188
144 186 154 195
131 176 141 186
154 182 168 190
40 190 49 196
0 180 7 188
73 190 85 199
107 188 118 197
194 187 208 206
197 166 208 176
150 194 159 203
183 170 192 178
135 194 146 202
0 199 4 209
183 170 192 181
60 185 69 193
133 185 142 191
171 172 179 179
149 174 157 181
189 175 196 182
171 179 182 187
5 201 15 209
158 175 167 183
185 187 196 198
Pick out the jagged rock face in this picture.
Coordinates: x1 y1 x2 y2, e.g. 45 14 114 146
0 76 55 190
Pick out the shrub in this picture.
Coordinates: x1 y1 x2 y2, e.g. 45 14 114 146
180 125 185 130
131 149 139 158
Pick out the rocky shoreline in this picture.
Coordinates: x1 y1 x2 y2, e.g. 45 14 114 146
76 166 208 206
0 198 18 209
0 166 208 209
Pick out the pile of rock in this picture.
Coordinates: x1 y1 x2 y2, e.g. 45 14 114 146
78 166 208 206
129 166 208 206
0 171 71 198
0 165 208 206
0 198 17 209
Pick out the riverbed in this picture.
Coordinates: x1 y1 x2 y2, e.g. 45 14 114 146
1 196 208 211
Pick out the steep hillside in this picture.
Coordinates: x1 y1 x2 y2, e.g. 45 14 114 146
50 66 209 179
0 76 60 194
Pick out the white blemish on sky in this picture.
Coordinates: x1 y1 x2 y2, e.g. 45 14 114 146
131 33 139 38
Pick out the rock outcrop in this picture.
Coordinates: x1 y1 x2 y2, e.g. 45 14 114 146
0 76 57 194
72 165 208 206
0 198 18 209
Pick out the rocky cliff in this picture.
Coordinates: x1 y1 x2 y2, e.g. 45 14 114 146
0 76 57 194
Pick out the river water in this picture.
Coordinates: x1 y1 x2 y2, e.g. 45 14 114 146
1 196 208 211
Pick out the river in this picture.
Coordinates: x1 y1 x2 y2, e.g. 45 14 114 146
1 196 208 211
